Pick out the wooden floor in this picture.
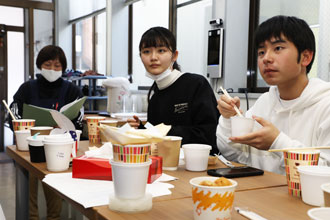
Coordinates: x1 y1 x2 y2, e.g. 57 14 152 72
0 152 15 220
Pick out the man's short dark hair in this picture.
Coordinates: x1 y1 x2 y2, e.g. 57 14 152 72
255 16 315 73
36 45 67 73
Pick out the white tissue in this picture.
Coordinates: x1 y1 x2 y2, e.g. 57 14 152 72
84 142 113 159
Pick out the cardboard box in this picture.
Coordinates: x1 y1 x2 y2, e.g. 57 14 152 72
72 155 162 184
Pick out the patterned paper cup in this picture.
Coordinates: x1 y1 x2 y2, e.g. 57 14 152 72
284 150 320 197
12 119 35 131
113 143 151 163
86 116 105 143
190 176 237 220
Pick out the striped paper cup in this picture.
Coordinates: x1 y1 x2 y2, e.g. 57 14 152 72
12 119 35 131
113 144 151 163
284 150 320 197
86 116 105 144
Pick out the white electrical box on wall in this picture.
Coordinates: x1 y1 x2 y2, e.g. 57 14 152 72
209 0 250 91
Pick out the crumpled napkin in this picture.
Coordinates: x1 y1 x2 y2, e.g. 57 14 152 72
99 122 171 145
84 142 113 159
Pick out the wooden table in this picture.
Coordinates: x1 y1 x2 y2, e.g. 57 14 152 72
7 141 313 220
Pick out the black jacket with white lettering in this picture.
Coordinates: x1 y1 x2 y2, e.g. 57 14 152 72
147 73 220 155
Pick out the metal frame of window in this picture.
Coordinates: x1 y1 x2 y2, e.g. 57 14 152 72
0 0 55 79
69 8 106 73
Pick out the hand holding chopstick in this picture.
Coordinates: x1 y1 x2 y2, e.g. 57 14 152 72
268 146 330 152
2 99 16 120
219 87 243 117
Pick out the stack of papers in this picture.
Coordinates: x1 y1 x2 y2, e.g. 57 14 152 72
42 173 176 208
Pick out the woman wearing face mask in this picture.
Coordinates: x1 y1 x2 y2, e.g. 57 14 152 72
128 27 220 155
9 45 83 220
9 45 83 130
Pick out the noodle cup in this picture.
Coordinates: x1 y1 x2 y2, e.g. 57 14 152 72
182 144 211 171
283 150 320 197
190 176 237 220
307 207 330 220
12 119 35 131
157 136 182 170
99 120 118 127
14 130 31 151
321 183 330 207
231 116 254 137
297 166 330 206
110 159 152 199
86 116 105 143
30 126 53 136
112 143 151 163
43 134 74 172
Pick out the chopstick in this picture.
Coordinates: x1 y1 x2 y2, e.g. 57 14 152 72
219 87 243 117
268 146 330 152
2 99 16 120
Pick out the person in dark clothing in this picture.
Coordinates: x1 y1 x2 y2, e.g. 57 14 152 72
9 45 83 220
128 27 219 155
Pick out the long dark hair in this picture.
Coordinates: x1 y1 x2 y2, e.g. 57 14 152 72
139 27 181 101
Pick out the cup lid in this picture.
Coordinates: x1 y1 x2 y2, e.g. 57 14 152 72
26 135 46 145
43 133 73 143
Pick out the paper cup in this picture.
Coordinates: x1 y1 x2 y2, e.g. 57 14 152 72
14 130 31 151
231 116 254 137
321 183 330 207
182 144 211 171
12 119 35 131
284 150 320 197
297 166 330 206
43 134 74 172
110 159 152 199
86 116 105 143
190 177 237 220
30 126 53 136
112 144 151 163
27 136 46 163
307 207 330 220
157 136 182 170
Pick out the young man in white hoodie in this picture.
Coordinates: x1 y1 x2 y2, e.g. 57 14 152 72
216 15 330 175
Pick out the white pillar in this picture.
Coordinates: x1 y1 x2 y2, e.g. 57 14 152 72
317 0 330 81
106 0 112 76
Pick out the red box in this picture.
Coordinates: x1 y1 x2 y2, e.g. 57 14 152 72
72 156 162 184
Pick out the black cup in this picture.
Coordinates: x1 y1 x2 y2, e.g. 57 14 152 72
29 145 46 163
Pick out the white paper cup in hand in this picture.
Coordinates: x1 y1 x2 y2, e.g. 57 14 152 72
231 116 254 137
15 130 31 151
182 144 211 171
43 134 74 172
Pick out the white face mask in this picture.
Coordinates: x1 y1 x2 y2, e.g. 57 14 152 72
41 68 62 82
145 62 174 81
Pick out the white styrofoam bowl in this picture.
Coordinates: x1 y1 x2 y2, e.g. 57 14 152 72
298 166 330 206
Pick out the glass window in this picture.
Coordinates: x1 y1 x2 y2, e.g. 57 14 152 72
7 32 24 105
177 0 212 75
34 9 54 76
96 13 106 74
0 6 23 27
75 18 93 71
132 0 169 87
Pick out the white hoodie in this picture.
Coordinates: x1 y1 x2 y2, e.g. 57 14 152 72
216 78 330 175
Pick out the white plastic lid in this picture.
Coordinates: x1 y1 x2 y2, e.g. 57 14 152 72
43 133 73 144
26 135 46 146
297 165 330 176
182 144 212 151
